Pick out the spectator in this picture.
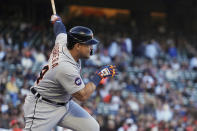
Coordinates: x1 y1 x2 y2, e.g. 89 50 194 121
124 37 132 55
21 49 33 69
100 49 112 65
118 118 138 131
155 102 173 122
145 40 159 59
0 33 5 50
168 43 177 58
32 48 46 65
142 71 155 93
5 33 13 46
0 112 10 129
9 119 22 131
6 77 19 107
108 40 120 58
0 45 6 61
190 54 197 70
103 119 116 131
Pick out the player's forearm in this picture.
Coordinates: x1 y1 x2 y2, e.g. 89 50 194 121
83 82 96 100
53 20 66 37
72 82 96 101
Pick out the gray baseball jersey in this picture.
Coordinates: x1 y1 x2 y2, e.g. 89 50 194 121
34 33 85 103
23 19 100 131
23 33 99 131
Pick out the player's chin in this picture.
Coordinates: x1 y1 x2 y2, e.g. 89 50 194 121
81 54 90 59
84 55 90 59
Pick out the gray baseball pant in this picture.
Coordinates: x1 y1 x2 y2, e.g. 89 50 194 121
23 93 99 131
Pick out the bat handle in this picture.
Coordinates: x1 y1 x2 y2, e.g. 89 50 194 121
51 0 56 15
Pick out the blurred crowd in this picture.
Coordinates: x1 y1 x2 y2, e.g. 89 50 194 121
0 14 197 131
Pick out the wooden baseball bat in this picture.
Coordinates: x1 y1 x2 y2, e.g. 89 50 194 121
51 0 56 15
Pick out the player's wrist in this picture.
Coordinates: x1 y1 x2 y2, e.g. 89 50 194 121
90 74 102 87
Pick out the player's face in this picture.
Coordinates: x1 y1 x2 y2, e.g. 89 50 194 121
79 44 93 59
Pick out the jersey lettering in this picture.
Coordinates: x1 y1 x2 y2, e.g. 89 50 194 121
52 43 59 68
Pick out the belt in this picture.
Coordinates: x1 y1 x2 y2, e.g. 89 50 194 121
30 87 68 106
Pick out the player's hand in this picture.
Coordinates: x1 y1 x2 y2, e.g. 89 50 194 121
96 65 118 79
90 65 118 87
50 14 61 24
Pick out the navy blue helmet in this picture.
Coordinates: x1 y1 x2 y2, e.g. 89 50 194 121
67 26 99 45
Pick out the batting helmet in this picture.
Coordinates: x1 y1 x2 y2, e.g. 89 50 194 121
67 26 99 47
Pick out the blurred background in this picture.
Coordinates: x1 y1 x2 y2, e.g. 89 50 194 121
0 0 197 131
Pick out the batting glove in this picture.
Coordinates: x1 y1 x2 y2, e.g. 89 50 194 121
91 65 118 86
50 14 61 24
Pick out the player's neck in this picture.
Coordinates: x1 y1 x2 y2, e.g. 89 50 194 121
69 50 80 62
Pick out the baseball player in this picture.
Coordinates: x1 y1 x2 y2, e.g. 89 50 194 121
23 14 118 131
